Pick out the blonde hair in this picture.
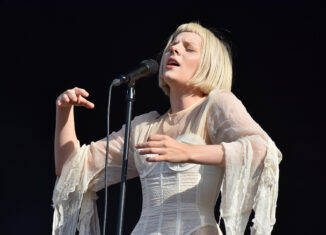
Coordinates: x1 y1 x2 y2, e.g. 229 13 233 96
158 22 233 96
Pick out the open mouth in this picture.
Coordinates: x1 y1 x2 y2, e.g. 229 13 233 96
167 58 180 67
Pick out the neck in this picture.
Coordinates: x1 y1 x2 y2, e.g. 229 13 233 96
169 87 205 114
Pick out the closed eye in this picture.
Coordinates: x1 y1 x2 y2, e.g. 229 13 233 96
183 41 197 52
186 47 195 52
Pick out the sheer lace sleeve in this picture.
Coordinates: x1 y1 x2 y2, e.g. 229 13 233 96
206 90 282 235
52 111 159 235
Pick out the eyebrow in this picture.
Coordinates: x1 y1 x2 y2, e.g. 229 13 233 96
171 39 199 47
183 40 201 49
183 40 195 46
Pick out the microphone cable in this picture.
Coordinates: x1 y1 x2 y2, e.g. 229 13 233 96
102 82 114 235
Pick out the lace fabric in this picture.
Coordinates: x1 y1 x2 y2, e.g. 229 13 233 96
52 89 282 235
205 90 282 235
220 137 281 235
52 144 100 235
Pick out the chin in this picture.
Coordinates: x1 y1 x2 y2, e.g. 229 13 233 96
163 70 179 81
163 75 177 85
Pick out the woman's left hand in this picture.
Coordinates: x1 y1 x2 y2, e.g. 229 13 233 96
135 134 192 163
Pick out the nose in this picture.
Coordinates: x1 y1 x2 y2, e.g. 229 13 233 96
170 44 180 55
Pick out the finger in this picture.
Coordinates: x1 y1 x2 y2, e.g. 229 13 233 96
58 94 70 106
147 134 168 141
74 87 89 97
62 94 70 103
56 94 70 107
78 96 95 109
138 148 165 155
135 141 163 149
66 92 78 103
146 155 167 162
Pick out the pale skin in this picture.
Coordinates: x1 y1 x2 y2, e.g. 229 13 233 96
55 87 94 176
54 32 225 176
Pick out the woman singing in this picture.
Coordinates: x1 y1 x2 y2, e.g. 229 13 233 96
52 22 282 235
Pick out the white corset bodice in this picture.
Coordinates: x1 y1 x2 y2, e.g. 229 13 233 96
132 134 225 235
133 162 224 235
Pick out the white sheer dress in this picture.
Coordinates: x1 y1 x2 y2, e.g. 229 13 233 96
52 89 282 235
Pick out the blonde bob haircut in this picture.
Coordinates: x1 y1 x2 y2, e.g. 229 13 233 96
158 22 233 96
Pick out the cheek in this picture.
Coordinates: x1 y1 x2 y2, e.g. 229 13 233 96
187 57 201 73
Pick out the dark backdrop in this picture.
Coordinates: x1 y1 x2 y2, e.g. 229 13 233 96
0 0 324 234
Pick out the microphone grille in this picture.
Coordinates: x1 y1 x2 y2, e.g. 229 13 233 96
141 59 159 76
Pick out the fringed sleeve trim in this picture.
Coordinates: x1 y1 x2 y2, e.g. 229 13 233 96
52 144 100 235
220 136 282 235
251 138 282 235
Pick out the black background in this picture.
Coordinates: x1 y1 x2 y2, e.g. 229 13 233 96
0 0 324 234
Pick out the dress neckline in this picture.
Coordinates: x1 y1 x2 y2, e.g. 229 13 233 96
167 96 207 119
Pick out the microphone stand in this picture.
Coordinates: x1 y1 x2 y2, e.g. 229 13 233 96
116 81 135 235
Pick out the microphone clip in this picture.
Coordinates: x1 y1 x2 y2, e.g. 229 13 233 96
112 75 130 87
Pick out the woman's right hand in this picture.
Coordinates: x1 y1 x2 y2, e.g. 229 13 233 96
56 87 95 109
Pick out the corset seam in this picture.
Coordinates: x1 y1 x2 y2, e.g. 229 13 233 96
196 166 201 224
143 177 149 233
158 163 164 234
176 171 181 235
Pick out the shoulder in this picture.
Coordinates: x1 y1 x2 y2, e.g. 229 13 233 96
131 111 161 143
132 111 161 127
207 89 245 113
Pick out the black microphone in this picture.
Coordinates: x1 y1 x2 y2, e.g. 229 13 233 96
112 59 159 86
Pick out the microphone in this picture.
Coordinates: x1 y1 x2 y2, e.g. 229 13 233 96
112 59 159 86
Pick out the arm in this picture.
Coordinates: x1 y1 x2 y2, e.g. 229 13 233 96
206 91 282 234
135 134 226 166
54 87 94 176
187 143 225 166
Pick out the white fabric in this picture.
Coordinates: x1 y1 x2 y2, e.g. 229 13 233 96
52 89 282 235
132 134 224 235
